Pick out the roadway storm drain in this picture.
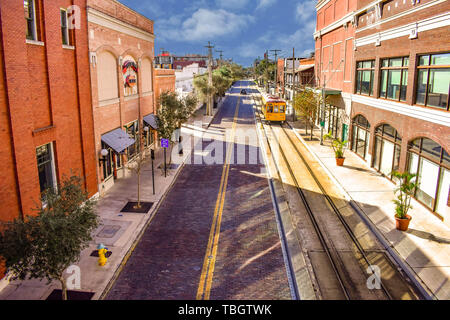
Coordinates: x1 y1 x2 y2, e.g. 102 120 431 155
96 225 121 238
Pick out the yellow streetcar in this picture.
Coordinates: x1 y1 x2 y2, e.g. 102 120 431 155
261 93 286 123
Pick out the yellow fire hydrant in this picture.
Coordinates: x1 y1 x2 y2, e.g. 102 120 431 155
97 243 108 266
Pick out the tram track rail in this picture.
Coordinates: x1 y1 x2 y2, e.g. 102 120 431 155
251 89 421 300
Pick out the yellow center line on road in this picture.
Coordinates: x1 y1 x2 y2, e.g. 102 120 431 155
196 97 241 300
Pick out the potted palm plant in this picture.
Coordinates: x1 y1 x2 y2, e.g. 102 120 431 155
324 132 347 166
392 171 418 231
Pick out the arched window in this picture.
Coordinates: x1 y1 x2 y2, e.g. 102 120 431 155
373 124 402 179
141 58 153 93
122 55 138 96
351 115 371 160
97 51 119 101
408 137 449 219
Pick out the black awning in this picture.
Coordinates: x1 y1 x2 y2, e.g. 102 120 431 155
101 128 135 154
143 114 159 130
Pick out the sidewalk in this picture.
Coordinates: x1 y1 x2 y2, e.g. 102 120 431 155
288 120 450 300
0 99 225 300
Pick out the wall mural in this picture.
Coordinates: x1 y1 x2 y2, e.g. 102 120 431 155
122 56 138 96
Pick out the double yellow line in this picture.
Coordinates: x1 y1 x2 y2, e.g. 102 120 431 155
196 97 241 300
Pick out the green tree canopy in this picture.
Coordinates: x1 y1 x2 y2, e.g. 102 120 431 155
156 90 198 142
294 88 325 140
0 175 98 300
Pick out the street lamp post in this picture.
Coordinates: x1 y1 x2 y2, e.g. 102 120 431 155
144 126 155 195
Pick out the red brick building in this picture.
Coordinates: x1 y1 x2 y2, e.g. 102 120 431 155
350 0 450 225
87 0 158 194
314 0 357 140
154 68 176 107
0 0 97 224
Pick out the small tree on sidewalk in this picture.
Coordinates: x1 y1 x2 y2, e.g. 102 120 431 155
126 121 147 209
156 91 198 169
193 74 215 112
0 175 98 300
294 88 323 141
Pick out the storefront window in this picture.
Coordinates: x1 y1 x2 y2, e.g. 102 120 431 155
373 124 402 179
351 115 371 160
416 53 450 110
407 137 450 219
101 141 113 180
125 121 139 158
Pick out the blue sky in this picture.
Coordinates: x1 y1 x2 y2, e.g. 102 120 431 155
119 0 317 67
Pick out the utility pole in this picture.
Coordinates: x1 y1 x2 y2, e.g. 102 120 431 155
205 41 214 116
270 49 281 95
216 50 223 66
292 48 296 121
264 50 269 92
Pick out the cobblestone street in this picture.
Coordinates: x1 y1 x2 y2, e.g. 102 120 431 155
105 81 291 300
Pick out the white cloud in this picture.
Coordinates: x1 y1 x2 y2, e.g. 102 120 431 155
256 0 277 10
157 8 254 42
296 0 316 24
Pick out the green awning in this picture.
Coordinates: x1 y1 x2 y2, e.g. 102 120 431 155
323 88 341 95
310 87 342 96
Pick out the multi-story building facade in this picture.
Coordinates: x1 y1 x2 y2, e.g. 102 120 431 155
314 0 358 140
154 68 176 108
350 0 450 225
175 63 207 98
154 51 174 69
0 0 98 225
87 0 157 194
315 0 449 225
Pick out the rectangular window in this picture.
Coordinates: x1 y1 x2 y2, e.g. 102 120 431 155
24 0 37 41
36 143 56 194
355 60 375 96
60 9 70 45
416 53 450 110
125 121 138 158
416 157 440 209
101 142 113 179
379 57 409 102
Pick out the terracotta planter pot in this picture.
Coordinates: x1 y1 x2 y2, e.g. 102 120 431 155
335 157 345 166
395 215 412 231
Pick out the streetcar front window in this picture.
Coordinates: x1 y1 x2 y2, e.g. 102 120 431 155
273 105 278 113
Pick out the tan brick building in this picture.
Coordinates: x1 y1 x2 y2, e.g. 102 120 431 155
87 0 159 194
0 0 97 224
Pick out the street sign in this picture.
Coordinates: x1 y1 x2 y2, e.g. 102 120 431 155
320 121 325 127
161 138 169 148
